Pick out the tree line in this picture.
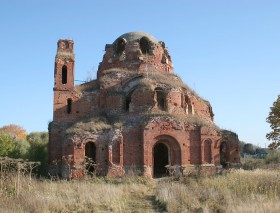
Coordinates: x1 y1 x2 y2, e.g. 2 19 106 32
0 124 48 174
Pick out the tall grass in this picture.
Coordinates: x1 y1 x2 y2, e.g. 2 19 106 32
0 173 153 213
66 116 112 134
1 169 280 212
155 169 280 212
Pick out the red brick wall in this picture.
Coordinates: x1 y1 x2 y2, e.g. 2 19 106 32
98 40 174 78
49 36 240 179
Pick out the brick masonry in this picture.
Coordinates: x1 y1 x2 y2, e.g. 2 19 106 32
48 32 240 179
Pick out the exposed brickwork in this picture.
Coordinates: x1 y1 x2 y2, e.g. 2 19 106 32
48 32 240 179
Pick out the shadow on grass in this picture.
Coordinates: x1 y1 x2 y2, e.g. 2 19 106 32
145 195 167 212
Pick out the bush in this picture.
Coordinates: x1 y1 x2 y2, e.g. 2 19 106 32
27 132 48 175
241 158 264 170
0 130 48 176
265 150 280 164
243 143 256 155
0 133 30 159
0 132 15 156
10 138 30 159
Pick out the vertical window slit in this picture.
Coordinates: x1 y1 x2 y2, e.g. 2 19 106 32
67 98 72 114
62 65 67 84
125 96 131 111
156 88 165 111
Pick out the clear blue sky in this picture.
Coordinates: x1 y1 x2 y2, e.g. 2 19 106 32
0 1 279 147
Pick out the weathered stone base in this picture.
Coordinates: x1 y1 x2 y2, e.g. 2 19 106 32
107 165 125 176
71 168 85 179
123 165 144 176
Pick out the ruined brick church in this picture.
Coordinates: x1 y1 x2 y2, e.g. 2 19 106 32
48 32 240 179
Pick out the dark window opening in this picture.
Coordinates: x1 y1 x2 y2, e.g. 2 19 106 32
185 95 188 103
125 89 135 112
140 37 150 54
67 99 72 114
185 95 193 114
209 106 214 121
204 140 212 163
159 41 165 49
185 95 188 111
158 97 165 109
85 142 96 173
125 96 131 111
62 65 67 84
220 142 228 168
153 143 169 178
115 38 126 55
156 88 165 111
188 105 193 114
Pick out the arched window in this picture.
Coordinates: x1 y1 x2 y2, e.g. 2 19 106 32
185 95 193 114
155 87 165 111
185 95 188 110
85 142 96 173
139 37 150 54
220 142 229 168
62 65 67 84
115 38 126 55
67 98 72 114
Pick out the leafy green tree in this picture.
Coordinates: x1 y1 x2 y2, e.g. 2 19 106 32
27 132 48 144
243 143 261 155
0 132 30 158
0 132 15 156
27 132 48 174
265 149 280 164
0 124 30 158
266 95 280 149
239 141 246 156
10 138 30 159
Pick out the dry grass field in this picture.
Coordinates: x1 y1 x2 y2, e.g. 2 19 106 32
156 169 280 212
1 168 280 213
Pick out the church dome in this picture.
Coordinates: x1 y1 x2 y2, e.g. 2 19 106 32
97 31 174 79
113 32 158 44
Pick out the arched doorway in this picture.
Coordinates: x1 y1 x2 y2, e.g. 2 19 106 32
153 143 169 177
85 142 96 173
220 142 228 168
